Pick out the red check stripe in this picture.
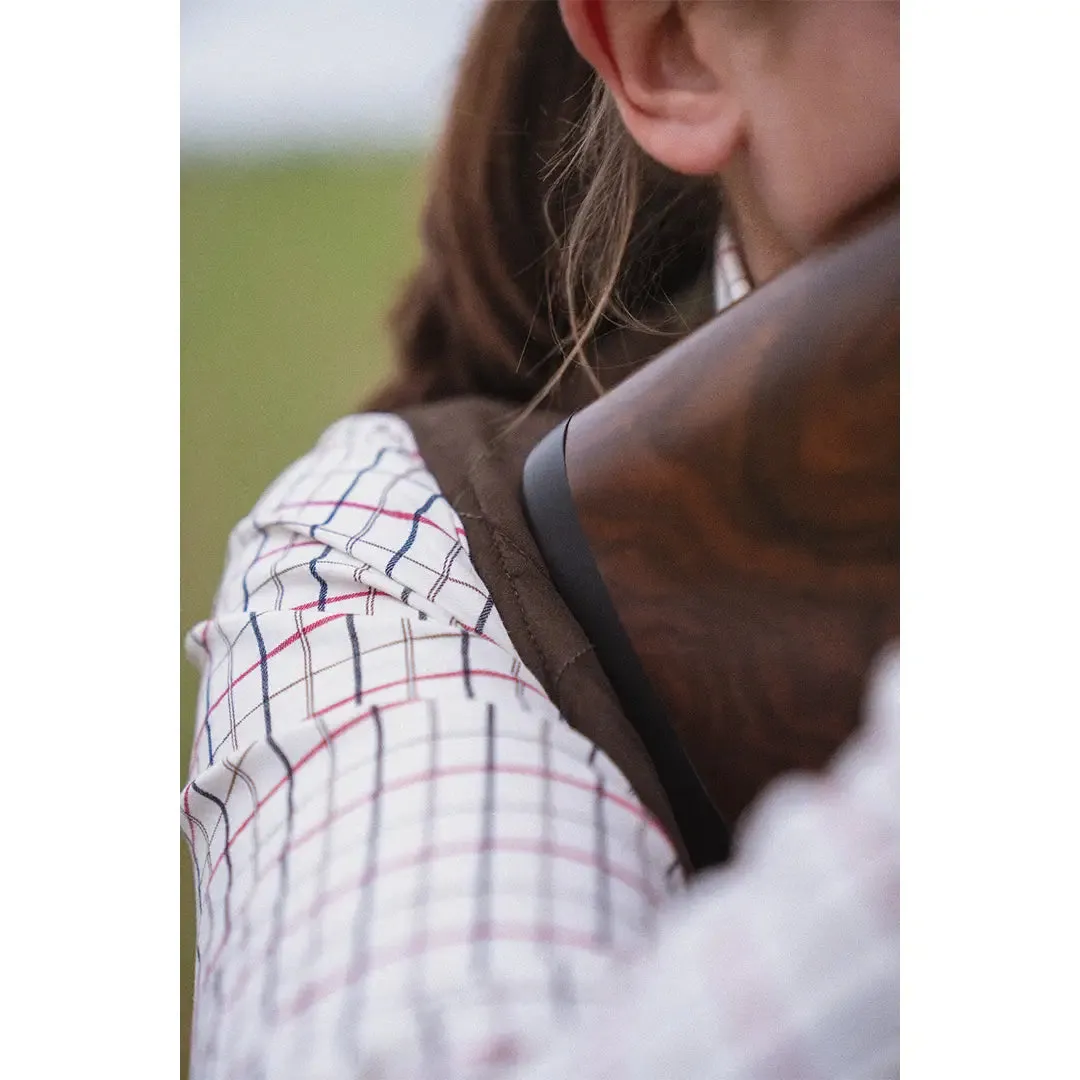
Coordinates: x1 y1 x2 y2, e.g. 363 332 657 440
274 499 468 543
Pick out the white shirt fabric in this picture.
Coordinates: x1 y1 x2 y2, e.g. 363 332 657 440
182 231 899 1079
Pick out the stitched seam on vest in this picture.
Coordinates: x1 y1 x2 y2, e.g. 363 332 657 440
551 645 596 694
459 418 562 699
455 511 549 577
488 525 555 694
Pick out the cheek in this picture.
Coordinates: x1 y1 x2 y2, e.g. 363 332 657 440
747 4 899 249
758 84 899 250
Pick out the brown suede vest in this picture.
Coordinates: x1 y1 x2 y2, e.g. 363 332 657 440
398 396 694 869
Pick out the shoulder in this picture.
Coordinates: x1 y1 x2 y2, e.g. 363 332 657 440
246 411 423 518
235 411 451 552
206 410 514 645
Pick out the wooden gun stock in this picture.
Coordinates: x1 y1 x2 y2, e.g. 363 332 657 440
523 213 898 867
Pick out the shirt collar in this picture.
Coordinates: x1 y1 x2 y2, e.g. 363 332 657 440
713 220 753 314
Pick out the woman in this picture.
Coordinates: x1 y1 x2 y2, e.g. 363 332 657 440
182 3 899 1077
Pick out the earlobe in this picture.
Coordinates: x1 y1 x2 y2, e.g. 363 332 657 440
612 88 744 178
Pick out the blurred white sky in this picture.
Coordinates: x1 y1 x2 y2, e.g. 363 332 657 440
181 0 486 154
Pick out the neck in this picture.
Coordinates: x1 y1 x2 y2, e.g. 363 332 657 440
724 163 902 287
720 159 799 287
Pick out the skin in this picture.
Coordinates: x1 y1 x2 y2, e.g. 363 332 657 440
559 0 900 284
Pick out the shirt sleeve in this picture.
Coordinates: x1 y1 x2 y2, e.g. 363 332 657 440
507 649 900 1080
181 414 686 1080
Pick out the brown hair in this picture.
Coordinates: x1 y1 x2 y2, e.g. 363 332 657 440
365 0 720 414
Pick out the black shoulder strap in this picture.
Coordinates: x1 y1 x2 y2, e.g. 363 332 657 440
523 417 731 869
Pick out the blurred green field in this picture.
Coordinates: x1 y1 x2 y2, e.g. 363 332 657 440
180 151 426 1077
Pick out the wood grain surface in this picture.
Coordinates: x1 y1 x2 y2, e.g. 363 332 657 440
565 212 899 825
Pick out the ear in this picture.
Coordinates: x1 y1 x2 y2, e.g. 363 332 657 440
558 0 745 177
